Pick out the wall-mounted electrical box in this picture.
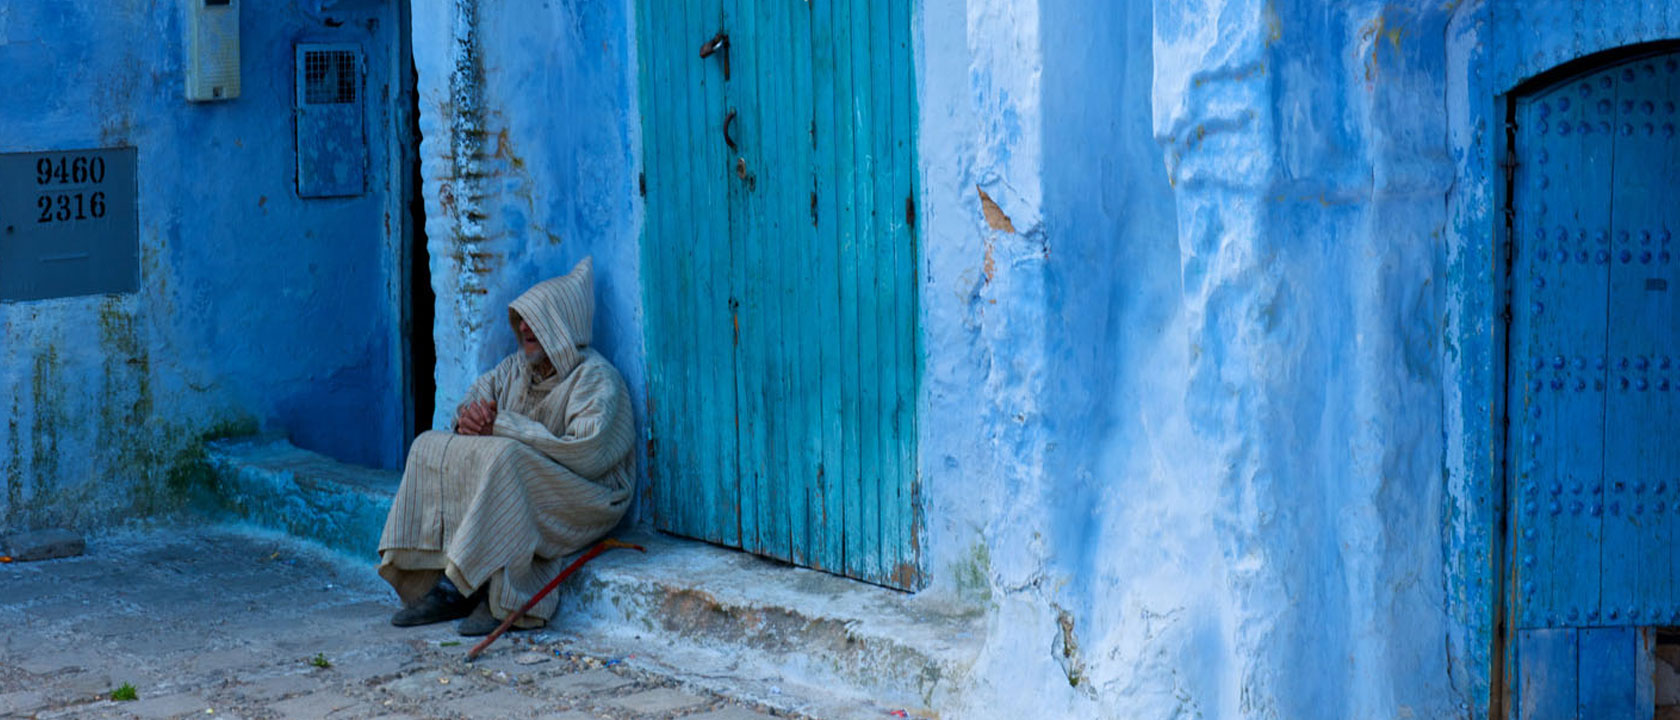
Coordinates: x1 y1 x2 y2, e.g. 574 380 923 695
185 0 240 101
295 43 366 198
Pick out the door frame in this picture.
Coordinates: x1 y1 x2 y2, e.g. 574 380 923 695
1491 40 1680 719
1440 2 1680 716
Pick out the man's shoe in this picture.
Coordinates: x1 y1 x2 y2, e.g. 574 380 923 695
456 600 501 637
390 583 474 627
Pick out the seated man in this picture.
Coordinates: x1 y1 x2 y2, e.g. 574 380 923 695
378 257 633 636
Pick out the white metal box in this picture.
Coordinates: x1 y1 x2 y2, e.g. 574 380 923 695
185 0 240 101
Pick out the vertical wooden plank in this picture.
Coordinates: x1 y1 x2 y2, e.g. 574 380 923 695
886 0 916 587
1599 57 1653 627
647 0 692 539
865 0 898 586
691 0 738 546
1510 93 1546 631
687 0 715 543
664 0 695 539
784 0 820 567
1541 71 1612 630
1571 68 1616 632
1577 627 1636 719
809 0 845 575
831 0 863 578
1598 65 1641 629
1660 55 1680 630
1517 628 1577 720
730 0 766 555
847 0 883 582
757 0 792 565
762 0 791 562
1605 56 1667 629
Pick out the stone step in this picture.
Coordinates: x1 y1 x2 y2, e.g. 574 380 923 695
550 531 982 715
203 435 401 559
200 436 980 715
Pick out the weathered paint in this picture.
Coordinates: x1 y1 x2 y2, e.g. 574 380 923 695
931 0 1460 715
1497 35 1679 720
409 1 644 530
1446 4 1680 718
636 0 920 589
0 0 408 529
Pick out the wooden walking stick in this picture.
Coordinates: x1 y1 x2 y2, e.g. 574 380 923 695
465 538 645 661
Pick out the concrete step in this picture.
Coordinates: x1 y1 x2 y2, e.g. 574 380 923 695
200 436 982 716
551 530 982 715
203 435 400 559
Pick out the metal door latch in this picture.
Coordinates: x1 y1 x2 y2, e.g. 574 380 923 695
700 32 730 80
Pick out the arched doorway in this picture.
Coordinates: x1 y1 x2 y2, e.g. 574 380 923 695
1504 45 1680 718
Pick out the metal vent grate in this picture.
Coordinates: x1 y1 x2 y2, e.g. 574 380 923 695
294 43 366 197
303 50 357 105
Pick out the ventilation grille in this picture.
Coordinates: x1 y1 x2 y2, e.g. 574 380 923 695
303 50 357 105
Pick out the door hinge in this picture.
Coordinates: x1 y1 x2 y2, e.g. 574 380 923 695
905 194 916 228
638 171 646 197
810 179 819 227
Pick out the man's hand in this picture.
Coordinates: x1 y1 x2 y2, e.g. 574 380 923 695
455 400 498 436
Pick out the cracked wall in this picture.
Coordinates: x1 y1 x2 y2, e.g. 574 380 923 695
924 0 1458 716
0 0 406 529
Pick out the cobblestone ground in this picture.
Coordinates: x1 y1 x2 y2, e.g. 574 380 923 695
0 526 816 720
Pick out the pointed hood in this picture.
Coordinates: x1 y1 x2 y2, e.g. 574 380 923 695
508 256 595 378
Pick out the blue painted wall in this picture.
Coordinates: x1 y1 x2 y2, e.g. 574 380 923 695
410 0 644 516
399 0 1680 716
0 0 408 530
918 0 1453 716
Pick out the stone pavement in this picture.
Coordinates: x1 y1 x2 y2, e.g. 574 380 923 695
0 525 840 720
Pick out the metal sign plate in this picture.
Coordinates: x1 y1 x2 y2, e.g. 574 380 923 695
0 147 138 301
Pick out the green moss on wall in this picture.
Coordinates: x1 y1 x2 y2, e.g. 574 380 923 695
956 540 994 609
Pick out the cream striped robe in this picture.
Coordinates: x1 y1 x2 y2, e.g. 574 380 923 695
378 257 633 626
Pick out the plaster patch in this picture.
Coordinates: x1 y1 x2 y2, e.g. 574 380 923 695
976 186 1016 233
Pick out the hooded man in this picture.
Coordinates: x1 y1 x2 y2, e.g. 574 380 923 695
378 257 634 636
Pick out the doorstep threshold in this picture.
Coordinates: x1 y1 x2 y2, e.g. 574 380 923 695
552 530 982 716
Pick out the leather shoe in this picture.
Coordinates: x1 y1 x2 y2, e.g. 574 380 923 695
456 600 501 637
390 583 474 627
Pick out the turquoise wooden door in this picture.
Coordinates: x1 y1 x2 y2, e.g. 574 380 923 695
637 0 920 589
1506 50 1680 718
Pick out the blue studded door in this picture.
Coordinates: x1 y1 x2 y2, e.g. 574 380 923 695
1507 50 1680 719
